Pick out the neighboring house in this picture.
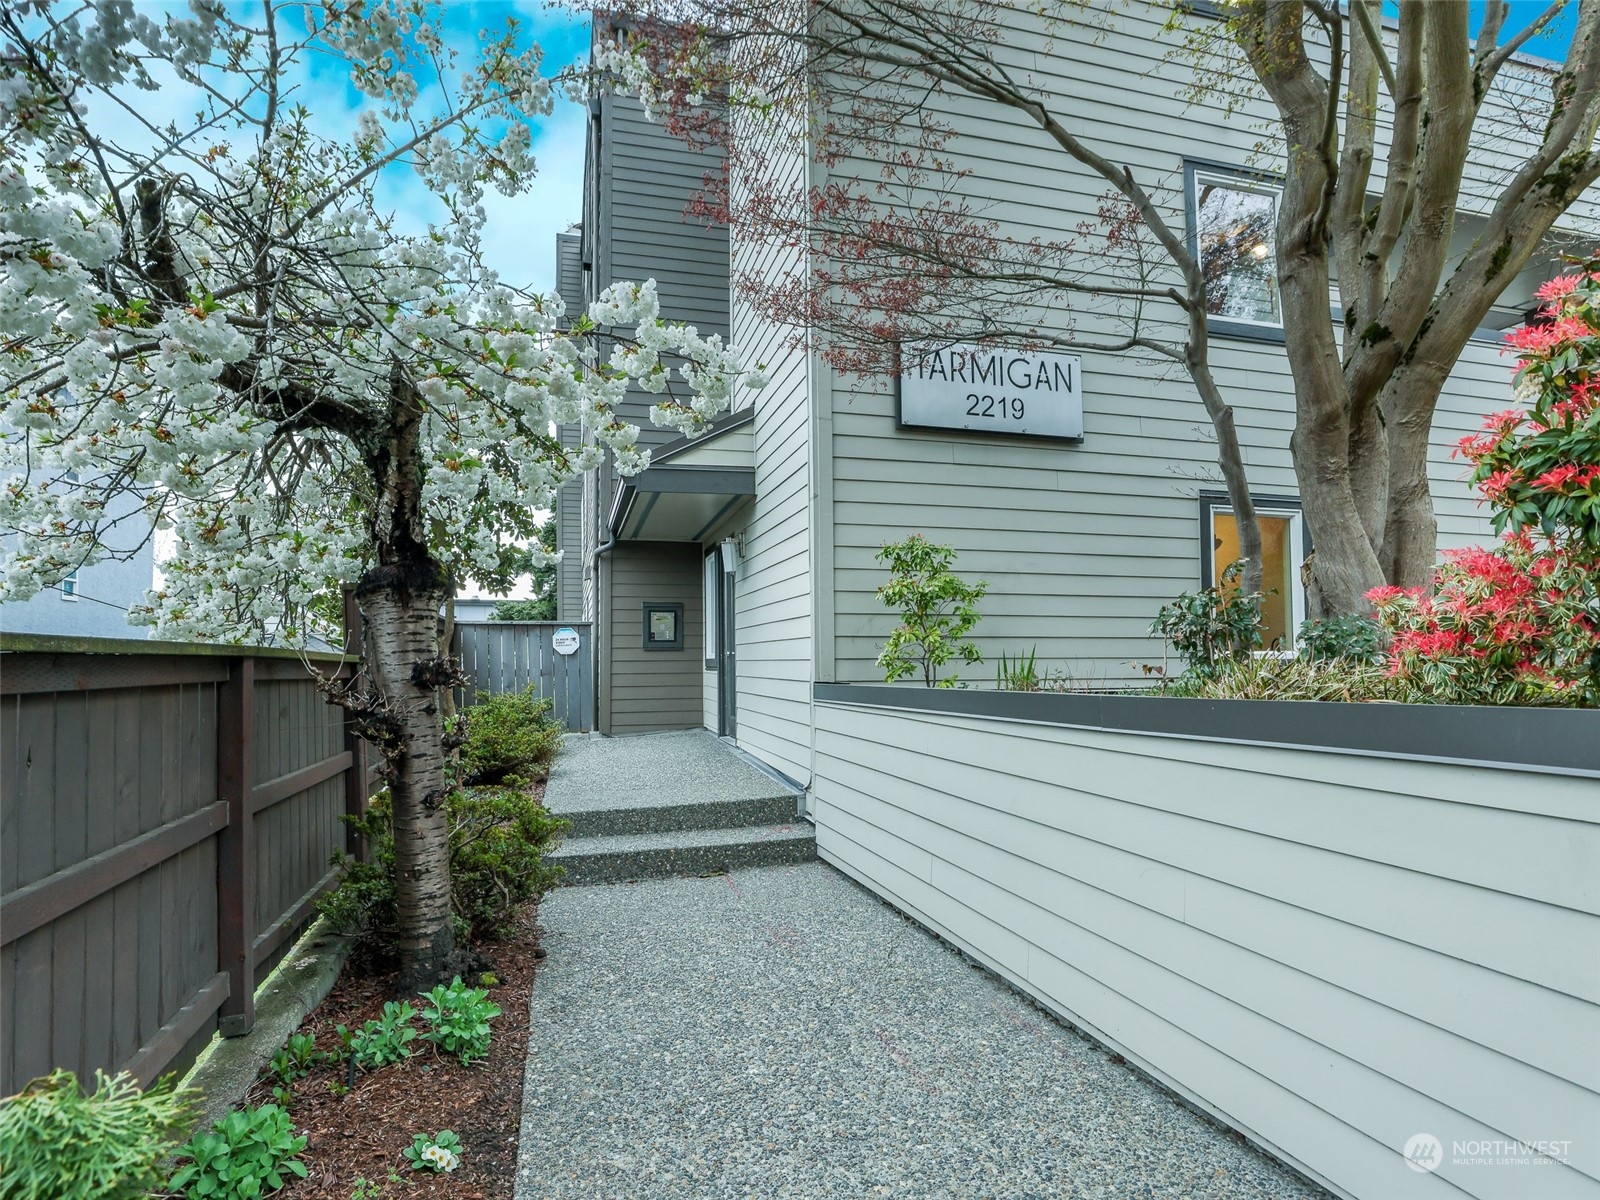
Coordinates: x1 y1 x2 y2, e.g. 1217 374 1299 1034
558 8 1595 777
0 484 155 641
454 597 502 624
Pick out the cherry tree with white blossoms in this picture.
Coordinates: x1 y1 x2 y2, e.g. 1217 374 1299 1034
0 0 758 987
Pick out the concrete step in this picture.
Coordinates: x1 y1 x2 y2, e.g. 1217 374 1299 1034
557 793 801 838
550 822 816 886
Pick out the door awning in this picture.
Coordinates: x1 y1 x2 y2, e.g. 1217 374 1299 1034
609 408 755 541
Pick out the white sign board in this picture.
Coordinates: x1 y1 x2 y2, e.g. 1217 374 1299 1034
898 344 1084 442
552 626 581 656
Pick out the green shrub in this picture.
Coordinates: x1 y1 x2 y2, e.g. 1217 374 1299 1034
457 685 564 787
169 1103 307 1199
0 1070 196 1200
420 977 502 1064
1150 560 1262 678
1297 613 1385 663
319 786 568 949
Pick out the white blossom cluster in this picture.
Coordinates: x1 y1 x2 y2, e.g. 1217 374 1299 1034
0 1 760 645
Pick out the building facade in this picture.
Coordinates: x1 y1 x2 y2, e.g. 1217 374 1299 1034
0 486 155 640
558 5 1595 783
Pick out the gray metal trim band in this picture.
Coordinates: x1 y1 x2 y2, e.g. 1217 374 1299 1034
811 683 1600 777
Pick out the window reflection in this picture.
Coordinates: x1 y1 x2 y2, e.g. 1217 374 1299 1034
1195 175 1280 325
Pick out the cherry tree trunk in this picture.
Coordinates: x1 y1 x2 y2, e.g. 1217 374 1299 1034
361 572 456 993
355 364 465 992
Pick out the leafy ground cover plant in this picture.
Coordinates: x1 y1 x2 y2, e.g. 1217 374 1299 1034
420 977 502 1064
403 1130 463 1174
1369 255 1600 707
1150 560 1263 678
875 534 988 687
267 1034 326 1088
169 1103 307 1199
349 1002 418 1070
0 1070 196 1200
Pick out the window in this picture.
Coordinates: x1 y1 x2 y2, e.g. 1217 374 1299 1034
703 550 719 669
1189 166 1282 329
1199 496 1307 652
60 570 77 601
642 601 684 651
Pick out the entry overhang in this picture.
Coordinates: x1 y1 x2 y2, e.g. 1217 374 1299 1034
609 409 756 542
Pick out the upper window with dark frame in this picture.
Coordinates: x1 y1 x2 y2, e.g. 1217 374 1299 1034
1188 166 1282 329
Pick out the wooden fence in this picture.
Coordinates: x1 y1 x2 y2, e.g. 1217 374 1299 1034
453 621 593 730
0 635 368 1096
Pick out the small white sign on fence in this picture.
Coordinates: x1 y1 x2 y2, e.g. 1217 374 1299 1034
552 626 581 656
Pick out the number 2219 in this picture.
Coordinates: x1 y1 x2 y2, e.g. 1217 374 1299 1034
965 394 1024 419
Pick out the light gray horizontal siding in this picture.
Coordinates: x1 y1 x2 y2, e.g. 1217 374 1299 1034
811 701 1600 1200
828 299 1516 688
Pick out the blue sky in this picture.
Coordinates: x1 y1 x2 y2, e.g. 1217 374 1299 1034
1463 1 1576 59
84 3 592 295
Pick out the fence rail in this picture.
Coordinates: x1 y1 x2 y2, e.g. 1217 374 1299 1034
453 621 593 730
0 636 368 1095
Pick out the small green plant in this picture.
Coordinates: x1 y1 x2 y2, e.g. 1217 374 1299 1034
0 1070 197 1200
350 1001 418 1069
1151 560 1263 678
420 976 502 1064
169 1103 308 1199
1297 613 1385 663
403 1129 463 1174
874 534 988 688
270 1086 294 1110
350 1170 404 1200
995 647 1040 691
266 1033 324 1088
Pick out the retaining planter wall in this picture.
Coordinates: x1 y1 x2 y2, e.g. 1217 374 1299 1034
810 685 1599 1200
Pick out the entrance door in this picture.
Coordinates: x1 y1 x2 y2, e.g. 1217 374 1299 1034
717 550 737 738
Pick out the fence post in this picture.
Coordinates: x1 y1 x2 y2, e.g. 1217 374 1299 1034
216 656 256 1037
343 699 369 864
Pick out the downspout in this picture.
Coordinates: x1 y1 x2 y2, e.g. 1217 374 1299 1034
589 529 616 737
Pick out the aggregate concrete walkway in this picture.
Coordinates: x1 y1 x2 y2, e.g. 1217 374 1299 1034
545 730 796 816
515 862 1326 1200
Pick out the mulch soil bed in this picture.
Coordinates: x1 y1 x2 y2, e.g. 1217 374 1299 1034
256 902 545 1200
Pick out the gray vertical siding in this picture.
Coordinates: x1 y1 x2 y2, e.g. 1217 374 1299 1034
602 542 704 735
810 698 1600 1200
